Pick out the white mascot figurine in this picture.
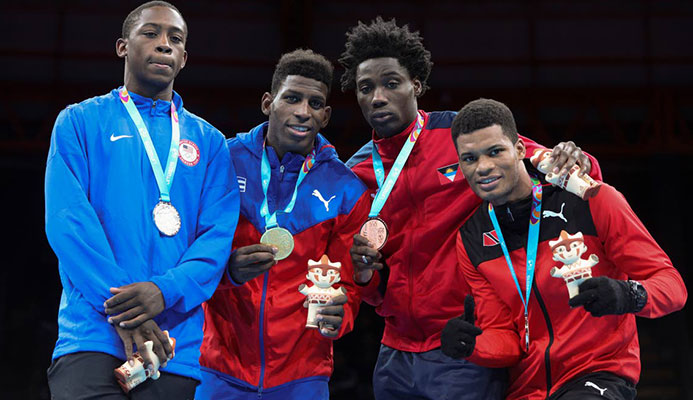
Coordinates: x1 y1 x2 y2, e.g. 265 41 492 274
530 149 602 200
549 230 599 298
298 255 347 328
113 331 176 393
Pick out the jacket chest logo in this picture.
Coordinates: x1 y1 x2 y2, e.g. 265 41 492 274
437 163 460 185
483 230 500 247
178 139 200 166
543 202 567 223
312 189 336 212
237 176 247 193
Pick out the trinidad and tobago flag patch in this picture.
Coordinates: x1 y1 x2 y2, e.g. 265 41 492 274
437 163 460 185
483 230 500 247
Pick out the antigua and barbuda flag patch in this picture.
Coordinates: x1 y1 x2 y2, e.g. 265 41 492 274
437 163 460 185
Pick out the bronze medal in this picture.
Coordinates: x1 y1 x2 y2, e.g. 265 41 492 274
359 217 389 250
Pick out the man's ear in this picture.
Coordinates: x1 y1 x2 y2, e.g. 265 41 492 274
321 106 332 129
180 50 188 70
261 92 273 116
116 38 127 59
412 78 423 97
516 138 526 159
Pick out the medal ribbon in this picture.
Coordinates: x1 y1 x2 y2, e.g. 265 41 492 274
118 87 180 203
487 177 542 351
369 111 425 218
259 141 316 230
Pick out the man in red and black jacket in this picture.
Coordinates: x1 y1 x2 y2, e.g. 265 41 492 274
442 98 687 399
341 17 602 400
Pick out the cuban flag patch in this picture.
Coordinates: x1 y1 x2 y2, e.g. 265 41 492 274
237 176 247 193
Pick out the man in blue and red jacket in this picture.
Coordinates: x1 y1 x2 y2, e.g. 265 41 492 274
197 49 370 400
340 17 602 399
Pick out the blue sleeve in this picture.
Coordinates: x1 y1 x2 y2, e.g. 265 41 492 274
150 131 240 313
45 107 135 311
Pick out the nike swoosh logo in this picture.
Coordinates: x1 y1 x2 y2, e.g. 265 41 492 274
110 134 133 142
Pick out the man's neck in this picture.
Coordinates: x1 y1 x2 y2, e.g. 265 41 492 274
265 135 312 162
124 78 174 101
375 119 414 139
491 171 534 207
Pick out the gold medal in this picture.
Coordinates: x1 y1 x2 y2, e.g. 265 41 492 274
152 201 181 236
359 217 388 250
260 227 294 260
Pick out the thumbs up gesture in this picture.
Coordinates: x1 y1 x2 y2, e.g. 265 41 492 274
441 295 483 359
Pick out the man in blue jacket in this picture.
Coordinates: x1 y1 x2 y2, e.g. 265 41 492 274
44 2 239 399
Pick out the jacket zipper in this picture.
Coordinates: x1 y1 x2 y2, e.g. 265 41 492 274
533 280 554 399
258 272 270 397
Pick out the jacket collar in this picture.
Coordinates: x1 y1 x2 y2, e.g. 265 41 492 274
236 121 338 167
372 110 428 156
112 87 184 116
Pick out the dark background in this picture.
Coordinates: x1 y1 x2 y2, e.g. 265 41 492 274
1 1 692 399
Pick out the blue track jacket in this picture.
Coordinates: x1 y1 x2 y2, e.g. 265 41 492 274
45 88 239 381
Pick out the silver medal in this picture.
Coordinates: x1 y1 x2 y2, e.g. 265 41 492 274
152 201 181 236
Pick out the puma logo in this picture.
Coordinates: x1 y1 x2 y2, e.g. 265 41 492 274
584 381 607 396
312 189 336 212
110 133 133 142
543 202 567 223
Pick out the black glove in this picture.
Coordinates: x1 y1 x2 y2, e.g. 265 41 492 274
569 276 647 317
441 295 483 359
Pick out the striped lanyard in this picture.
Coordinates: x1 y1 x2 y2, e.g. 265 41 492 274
118 87 180 203
487 177 542 351
369 111 425 218
259 141 316 230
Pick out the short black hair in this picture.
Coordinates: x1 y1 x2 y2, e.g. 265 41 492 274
339 16 432 95
451 98 519 144
122 1 186 39
270 49 334 96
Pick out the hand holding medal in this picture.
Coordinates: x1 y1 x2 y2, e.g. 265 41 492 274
350 233 384 285
228 244 278 284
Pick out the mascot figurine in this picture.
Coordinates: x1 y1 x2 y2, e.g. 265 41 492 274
298 255 347 328
549 230 599 298
530 149 602 200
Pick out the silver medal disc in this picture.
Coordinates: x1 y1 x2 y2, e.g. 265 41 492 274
152 201 181 236
359 217 389 250
260 227 294 260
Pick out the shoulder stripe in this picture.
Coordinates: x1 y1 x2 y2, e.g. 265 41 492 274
426 111 457 130
346 140 373 168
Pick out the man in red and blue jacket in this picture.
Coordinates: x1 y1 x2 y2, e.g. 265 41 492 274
197 49 370 400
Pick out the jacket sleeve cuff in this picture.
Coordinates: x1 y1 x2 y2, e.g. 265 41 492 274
150 276 180 311
223 250 244 287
